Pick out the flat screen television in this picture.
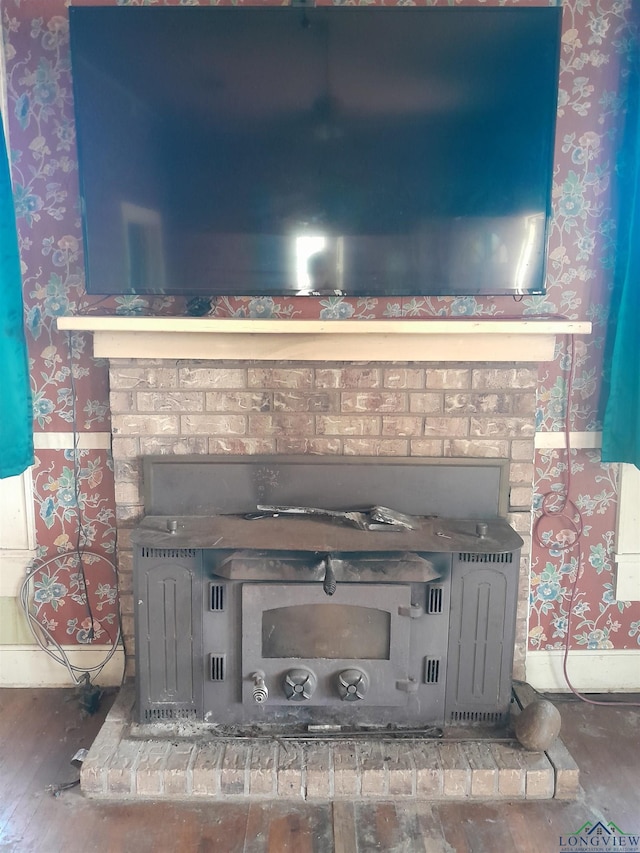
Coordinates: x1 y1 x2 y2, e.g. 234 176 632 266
69 6 562 298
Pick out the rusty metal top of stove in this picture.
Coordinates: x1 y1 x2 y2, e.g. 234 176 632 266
131 514 523 554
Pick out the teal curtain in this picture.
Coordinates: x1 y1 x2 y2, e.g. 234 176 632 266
602 34 640 471
0 116 33 479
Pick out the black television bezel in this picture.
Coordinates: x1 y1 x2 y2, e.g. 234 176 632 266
69 5 562 300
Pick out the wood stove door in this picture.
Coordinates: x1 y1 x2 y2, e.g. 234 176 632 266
242 583 412 707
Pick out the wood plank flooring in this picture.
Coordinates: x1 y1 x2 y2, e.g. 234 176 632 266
1 687 639 852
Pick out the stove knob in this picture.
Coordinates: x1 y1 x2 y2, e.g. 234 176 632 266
476 522 488 539
337 669 369 702
283 668 317 702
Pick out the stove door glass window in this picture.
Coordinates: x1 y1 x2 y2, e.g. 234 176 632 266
262 603 391 660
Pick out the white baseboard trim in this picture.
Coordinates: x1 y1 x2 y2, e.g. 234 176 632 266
0 644 125 687
0 551 35 596
534 431 602 450
33 432 111 450
526 649 640 692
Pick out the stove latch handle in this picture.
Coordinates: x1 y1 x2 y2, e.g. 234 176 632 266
395 677 419 694
398 604 424 618
251 671 268 703
322 556 337 596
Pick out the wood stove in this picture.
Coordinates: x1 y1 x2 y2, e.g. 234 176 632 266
132 457 522 731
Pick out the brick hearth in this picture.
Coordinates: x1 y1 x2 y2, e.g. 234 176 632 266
82 685 579 802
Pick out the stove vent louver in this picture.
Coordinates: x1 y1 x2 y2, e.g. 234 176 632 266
449 709 507 724
209 584 225 612
209 654 226 682
458 552 514 563
426 585 444 614
140 547 198 560
424 656 441 684
143 707 198 722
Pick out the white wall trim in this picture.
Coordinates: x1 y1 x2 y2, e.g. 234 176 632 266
33 432 111 450
29 429 608 458
57 316 591 362
0 468 36 551
534 431 602 450
0 645 125 687
526 649 640 692
615 463 640 601
0 551 36 596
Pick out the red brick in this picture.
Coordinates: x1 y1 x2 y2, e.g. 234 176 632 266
424 417 468 437
333 743 359 798
109 391 135 413
116 505 144 524
119 592 133 617
507 511 532 534
305 745 332 799
276 437 342 454
444 393 512 415
444 439 510 457
117 570 133 595
248 367 313 389
382 416 423 437
220 743 249 796
181 414 246 435
179 367 245 388
115 482 141 505
470 417 534 438
112 414 179 435
273 391 337 412
111 437 139 459
208 438 276 454
512 440 535 461
316 415 380 436
513 392 538 417
415 744 443 797
510 485 533 508
383 368 424 389
409 393 443 414
510 462 535 483
341 392 406 413
315 368 380 389
137 391 204 412
205 391 271 412
248 413 314 436
138 436 208 455
113 459 141 484
344 438 408 456
192 744 223 796
472 367 537 390
425 368 470 389
410 439 444 456
110 366 177 390
248 743 277 797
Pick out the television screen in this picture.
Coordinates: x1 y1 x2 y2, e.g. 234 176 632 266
69 6 561 298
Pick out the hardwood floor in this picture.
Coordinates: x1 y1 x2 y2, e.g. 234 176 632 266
0 687 638 852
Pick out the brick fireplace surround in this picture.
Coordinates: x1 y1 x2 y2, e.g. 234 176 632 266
110 359 539 677
57 317 587 800
53 316 590 679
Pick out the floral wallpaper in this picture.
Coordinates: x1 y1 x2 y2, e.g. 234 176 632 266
530 448 638 652
29 449 118 645
3 0 640 652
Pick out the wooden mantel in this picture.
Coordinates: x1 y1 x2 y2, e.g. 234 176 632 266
56 317 591 362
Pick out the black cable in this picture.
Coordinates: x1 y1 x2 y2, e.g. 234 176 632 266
19 331 124 694
534 334 640 708
66 330 95 639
